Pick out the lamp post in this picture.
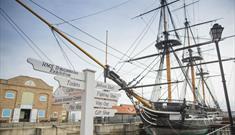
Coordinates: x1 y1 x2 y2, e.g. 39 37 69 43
210 23 233 126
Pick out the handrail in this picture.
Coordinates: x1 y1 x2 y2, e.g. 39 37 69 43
207 124 231 135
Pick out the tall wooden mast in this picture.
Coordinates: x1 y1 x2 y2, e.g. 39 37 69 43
196 68 209 104
162 0 172 102
154 0 181 102
181 2 202 103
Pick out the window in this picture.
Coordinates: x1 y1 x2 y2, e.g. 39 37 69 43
5 91 15 99
38 110 45 118
21 92 34 105
2 109 12 118
39 95 47 102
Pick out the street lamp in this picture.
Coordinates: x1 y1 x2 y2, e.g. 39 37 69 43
210 23 233 126
210 23 224 41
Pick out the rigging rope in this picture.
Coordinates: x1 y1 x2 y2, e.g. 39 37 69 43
169 45 202 103
60 30 155 73
115 9 159 73
157 83 181 102
60 30 121 60
132 55 161 88
29 0 159 78
51 30 75 71
29 0 134 62
151 47 166 101
166 3 180 40
0 8 53 63
128 54 160 86
54 0 132 25
55 32 100 68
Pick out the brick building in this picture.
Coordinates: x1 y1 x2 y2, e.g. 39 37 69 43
50 103 67 122
0 76 53 123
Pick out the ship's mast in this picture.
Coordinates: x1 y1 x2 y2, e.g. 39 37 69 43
153 0 182 102
181 1 202 103
162 0 172 102
196 68 209 104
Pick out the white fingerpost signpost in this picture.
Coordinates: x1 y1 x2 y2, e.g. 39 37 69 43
27 58 121 135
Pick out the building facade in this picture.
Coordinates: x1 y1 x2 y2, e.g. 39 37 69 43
0 76 53 123
50 103 67 122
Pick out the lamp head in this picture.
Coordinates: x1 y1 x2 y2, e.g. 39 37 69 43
210 23 224 42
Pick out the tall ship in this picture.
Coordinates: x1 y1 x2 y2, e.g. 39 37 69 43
123 0 221 134
15 0 234 134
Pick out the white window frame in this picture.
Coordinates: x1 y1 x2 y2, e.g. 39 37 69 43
2 109 12 118
38 110 45 118
5 91 15 99
39 95 47 102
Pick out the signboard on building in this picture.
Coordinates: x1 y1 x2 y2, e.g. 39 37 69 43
54 76 85 90
27 58 84 80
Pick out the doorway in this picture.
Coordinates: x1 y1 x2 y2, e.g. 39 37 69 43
19 109 31 122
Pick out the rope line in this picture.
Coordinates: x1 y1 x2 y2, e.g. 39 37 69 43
29 0 133 61
115 10 159 72
54 0 132 25
55 33 100 68
60 30 153 71
0 8 53 63
51 30 75 71
29 0 157 76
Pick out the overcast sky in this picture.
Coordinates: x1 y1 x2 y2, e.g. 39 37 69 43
0 0 234 111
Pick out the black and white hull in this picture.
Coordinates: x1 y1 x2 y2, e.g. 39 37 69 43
137 102 214 135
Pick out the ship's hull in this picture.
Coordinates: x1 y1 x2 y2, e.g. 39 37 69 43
138 101 214 135
149 127 208 135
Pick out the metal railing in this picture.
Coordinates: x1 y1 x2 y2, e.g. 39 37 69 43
207 124 231 135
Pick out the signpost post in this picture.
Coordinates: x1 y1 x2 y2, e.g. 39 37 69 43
80 69 95 135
